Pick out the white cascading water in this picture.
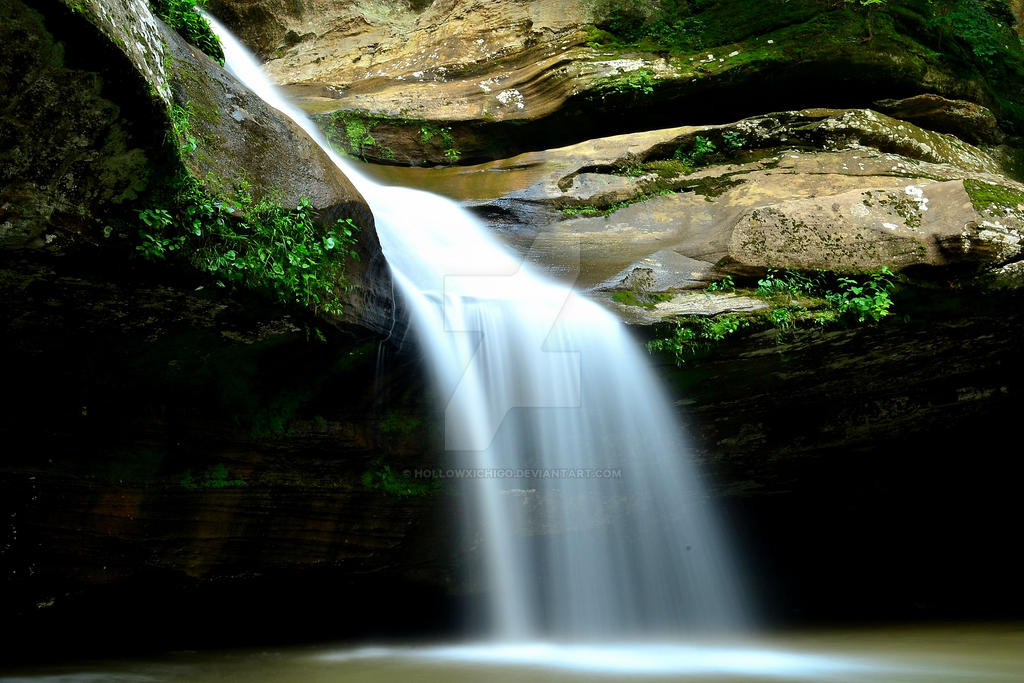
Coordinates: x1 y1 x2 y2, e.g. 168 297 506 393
207 15 747 639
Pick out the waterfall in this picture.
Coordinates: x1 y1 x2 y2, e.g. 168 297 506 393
206 14 748 639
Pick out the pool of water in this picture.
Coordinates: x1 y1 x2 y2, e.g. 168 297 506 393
4 624 1023 682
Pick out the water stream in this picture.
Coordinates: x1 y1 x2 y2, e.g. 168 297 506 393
206 14 746 639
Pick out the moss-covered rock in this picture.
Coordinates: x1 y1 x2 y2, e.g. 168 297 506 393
207 0 1024 164
454 108 1024 291
0 0 393 333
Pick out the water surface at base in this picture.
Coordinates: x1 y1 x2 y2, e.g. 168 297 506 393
4 625 1023 682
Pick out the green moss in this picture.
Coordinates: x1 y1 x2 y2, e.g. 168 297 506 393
612 290 673 309
560 188 674 218
587 0 1024 131
964 178 1024 216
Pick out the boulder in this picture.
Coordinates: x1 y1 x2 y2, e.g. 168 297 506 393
874 93 1005 145
461 109 1024 293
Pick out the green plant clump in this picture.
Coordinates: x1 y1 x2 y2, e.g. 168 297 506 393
647 314 750 365
361 463 439 497
150 0 224 65
586 0 1024 131
673 133 749 169
826 269 896 322
420 122 461 162
379 410 423 434
649 268 897 365
137 175 360 315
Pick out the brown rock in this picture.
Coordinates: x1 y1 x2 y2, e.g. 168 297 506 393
874 94 1005 145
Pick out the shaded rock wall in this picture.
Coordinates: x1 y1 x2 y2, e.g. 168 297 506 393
0 249 454 657
1 0 394 334
660 289 1024 622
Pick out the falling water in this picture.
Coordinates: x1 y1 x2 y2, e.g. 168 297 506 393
206 14 747 639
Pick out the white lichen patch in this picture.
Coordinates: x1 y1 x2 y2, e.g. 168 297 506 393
496 88 525 109
478 76 502 93
904 185 930 213
962 220 1024 260
849 202 871 218
593 59 648 77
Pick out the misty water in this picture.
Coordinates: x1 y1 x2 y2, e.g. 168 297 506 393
202 14 747 639
4 625 1024 681
7 12 1017 683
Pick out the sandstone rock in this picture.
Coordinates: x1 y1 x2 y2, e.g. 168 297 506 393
595 249 717 292
206 0 1021 164
460 109 1024 294
874 93 1005 145
604 290 768 326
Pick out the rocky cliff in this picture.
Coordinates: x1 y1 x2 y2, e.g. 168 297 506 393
208 0 1024 164
3 0 1024 660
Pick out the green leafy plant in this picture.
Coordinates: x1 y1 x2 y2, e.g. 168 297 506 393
647 314 749 365
673 136 717 166
149 0 224 65
722 131 747 150
137 175 360 315
755 269 816 298
613 162 647 177
623 68 656 95
169 102 198 153
827 268 895 322
707 275 735 292
361 462 439 497
650 267 898 366
419 123 461 163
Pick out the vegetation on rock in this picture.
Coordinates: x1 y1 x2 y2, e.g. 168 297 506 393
361 461 440 497
150 0 224 65
137 174 360 315
320 111 461 163
181 463 247 489
963 178 1024 217
587 0 1024 130
647 268 897 365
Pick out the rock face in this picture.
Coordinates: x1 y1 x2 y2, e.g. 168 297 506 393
1 0 393 334
0 252 452 655
208 0 1024 164
5 0 1024 659
874 93 1005 145
1 0 411 656
457 108 1024 297
666 290 1024 623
